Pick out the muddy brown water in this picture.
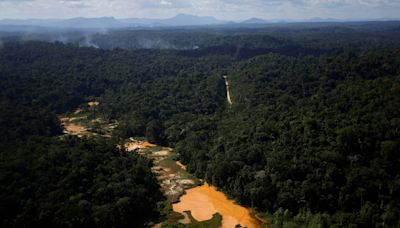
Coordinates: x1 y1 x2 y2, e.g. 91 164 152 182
173 182 262 228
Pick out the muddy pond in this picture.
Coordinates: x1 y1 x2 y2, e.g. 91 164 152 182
173 182 262 228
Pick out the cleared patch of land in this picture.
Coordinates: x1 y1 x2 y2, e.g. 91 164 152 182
59 101 117 138
129 142 199 202
88 101 100 107
223 75 232 106
60 101 263 228
125 139 157 151
173 183 262 228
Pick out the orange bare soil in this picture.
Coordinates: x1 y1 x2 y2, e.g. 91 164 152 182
64 123 87 135
59 117 88 137
88 101 99 107
173 182 262 228
125 140 157 152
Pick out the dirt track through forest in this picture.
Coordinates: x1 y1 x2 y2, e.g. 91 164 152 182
223 75 232 106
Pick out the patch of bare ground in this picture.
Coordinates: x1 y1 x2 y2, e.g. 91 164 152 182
59 102 118 138
125 139 157 152
176 161 187 170
178 211 191 224
60 117 89 137
124 140 196 202
173 183 263 228
151 223 162 228
223 75 233 106
87 101 99 107
74 108 83 114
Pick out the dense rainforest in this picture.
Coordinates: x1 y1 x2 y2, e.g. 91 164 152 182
1 22 400 227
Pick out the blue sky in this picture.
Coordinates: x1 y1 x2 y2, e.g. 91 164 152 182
0 0 399 20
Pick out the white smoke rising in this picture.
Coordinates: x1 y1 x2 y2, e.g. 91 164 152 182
79 34 99 48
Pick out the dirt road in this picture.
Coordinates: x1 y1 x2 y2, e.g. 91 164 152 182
223 75 232 106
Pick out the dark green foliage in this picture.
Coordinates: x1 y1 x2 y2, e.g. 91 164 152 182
176 49 400 227
0 42 167 227
0 137 163 227
1 22 400 227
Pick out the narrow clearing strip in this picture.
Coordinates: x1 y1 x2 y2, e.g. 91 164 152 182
223 75 233 106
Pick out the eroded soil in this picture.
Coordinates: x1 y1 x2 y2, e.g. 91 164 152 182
59 101 117 138
60 101 265 228
125 140 198 202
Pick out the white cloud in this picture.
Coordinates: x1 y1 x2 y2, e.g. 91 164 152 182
0 0 399 20
137 0 192 8
59 0 88 8
0 0 34 2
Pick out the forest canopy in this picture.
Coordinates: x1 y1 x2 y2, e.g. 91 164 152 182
1 22 400 227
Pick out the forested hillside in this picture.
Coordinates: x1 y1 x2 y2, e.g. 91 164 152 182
0 43 166 227
1 23 400 227
177 50 400 227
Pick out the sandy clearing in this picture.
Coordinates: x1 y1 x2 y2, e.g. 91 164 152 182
179 211 191 224
177 179 195 185
63 123 88 136
152 151 170 157
176 161 187 170
125 140 157 152
88 101 99 107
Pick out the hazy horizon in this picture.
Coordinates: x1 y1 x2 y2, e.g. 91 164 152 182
1 0 399 21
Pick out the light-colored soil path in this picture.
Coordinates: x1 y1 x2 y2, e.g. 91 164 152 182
176 161 187 170
223 75 232 106
178 211 191 224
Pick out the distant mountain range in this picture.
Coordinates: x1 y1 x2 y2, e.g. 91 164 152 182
0 14 228 28
0 14 270 29
241 18 268 24
0 14 399 29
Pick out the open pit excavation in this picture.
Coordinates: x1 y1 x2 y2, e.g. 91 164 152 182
124 140 198 203
59 102 266 227
173 183 263 228
58 101 117 138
